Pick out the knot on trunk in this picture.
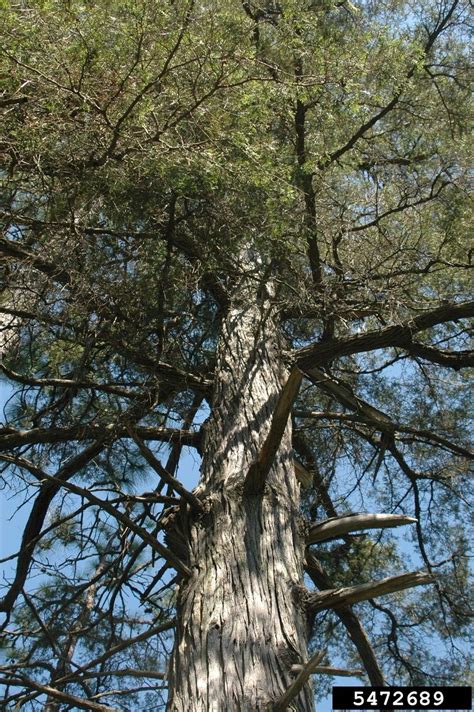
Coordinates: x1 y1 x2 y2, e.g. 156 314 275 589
277 644 304 671
243 461 268 497
160 504 193 569
292 583 314 638
292 583 311 609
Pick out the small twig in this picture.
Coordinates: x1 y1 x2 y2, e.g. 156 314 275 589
291 664 364 678
273 649 325 711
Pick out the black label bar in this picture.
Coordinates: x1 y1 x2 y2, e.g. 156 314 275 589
332 685 472 710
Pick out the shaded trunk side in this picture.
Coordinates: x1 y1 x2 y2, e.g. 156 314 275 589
168 278 313 711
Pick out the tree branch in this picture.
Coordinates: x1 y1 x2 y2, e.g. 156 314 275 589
244 368 302 495
307 513 417 545
0 237 70 285
305 554 385 685
294 383 473 459
0 674 120 711
53 619 175 689
13 466 191 578
0 364 141 398
317 0 461 169
296 300 474 368
272 649 325 712
0 423 201 450
127 426 204 513
318 94 399 170
298 367 394 430
0 438 107 613
308 571 434 613
291 664 363 678
404 342 474 370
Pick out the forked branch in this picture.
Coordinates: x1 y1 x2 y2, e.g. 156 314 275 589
296 300 474 369
127 426 204 513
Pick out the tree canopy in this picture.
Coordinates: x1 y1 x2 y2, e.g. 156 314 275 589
0 1 472 710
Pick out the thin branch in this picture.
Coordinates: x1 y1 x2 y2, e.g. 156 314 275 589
0 209 228 307
0 237 70 285
291 664 363 677
313 665 363 677
272 649 325 712
298 367 394 431
0 674 120 711
293 404 474 459
317 0 461 169
293 406 474 459
0 438 107 614
127 426 204 513
349 177 450 233
318 94 399 170
24 468 192 577
0 364 141 398
79 668 167 681
53 620 175 688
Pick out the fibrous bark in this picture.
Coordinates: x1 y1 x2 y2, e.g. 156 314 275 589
168 273 312 711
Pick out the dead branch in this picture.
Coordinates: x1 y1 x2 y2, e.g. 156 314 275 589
272 649 325 711
305 552 385 685
244 368 302 495
307 513 417 545
309 571 434 613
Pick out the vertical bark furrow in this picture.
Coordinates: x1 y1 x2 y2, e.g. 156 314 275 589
168 278 313 711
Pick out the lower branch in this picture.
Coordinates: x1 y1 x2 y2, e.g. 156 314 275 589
305 553 385 685
307 513 417 545
272 649 325 712
296 300 474 368
309 571 434 614
0 423 201 450
127 427 204 512
0 675 119 712
404 343 474 370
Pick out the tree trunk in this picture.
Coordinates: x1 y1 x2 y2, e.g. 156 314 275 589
167 273 313 711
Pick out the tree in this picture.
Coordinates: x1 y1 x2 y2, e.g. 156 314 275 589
0 0 472 709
